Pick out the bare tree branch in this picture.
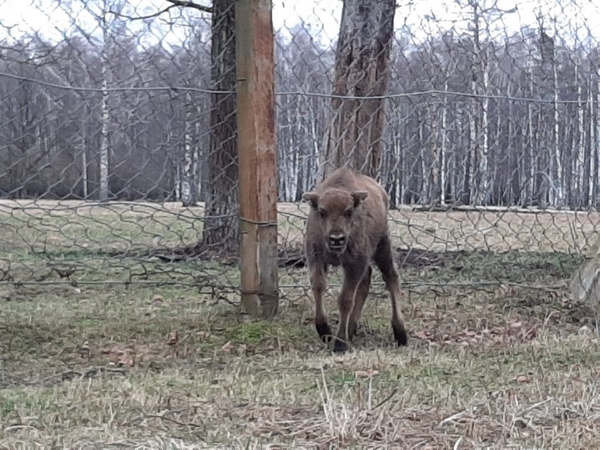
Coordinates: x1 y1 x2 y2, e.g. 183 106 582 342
109 4 180 21
110 0 211 21
165 0 212 14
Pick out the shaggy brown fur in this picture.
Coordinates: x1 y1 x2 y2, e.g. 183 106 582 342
302 167 408 352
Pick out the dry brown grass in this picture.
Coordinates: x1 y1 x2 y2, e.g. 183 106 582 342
278 202 600 254
1 279 600 448
1 200 600 448
1 200 599 256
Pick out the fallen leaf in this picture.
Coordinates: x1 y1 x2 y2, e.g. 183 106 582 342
579 325 591 335
546 311 561 324
515 374 532 383
221 341 234 353
166 331 179 346
102 345 135 367
119 352 134 367
513 418 528 429
414 330 432 340
524 326 538 339
355 369 379 378
153 294 163 302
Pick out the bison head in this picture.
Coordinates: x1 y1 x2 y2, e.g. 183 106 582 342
302 188 368 254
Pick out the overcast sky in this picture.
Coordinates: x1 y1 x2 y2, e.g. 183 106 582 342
0 0 598 49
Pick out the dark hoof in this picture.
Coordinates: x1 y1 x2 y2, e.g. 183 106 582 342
333 338 348 353
316 322 333 343
394 326 408 346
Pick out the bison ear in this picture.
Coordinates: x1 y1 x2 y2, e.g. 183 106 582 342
352 191 368 208
302 192 319 209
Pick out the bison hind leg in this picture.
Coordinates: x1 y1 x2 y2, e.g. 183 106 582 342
393 322 408 346
374 234 409 348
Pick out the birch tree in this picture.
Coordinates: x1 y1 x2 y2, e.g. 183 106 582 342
577 57 584 205
594 56 600 207
89 0 126 201
181 91 199 207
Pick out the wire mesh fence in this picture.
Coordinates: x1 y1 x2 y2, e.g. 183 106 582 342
1 0 600 308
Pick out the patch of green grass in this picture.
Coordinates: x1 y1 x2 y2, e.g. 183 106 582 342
226 320 312 345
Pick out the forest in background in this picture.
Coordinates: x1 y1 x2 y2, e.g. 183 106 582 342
1 1 599 210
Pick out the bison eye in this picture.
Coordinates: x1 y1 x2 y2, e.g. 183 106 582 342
318 209 327 218
344 209 353 218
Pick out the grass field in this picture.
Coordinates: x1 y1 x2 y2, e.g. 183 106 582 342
1 200 600 448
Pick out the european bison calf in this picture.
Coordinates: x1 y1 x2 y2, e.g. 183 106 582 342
302 167 408 352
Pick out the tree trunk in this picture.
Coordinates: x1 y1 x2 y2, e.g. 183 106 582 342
591 73 599 207
478 56 490 205
307 98 320 193
199 0 238 255
468 78 477 205
526 69 535 206
440 81 448 206
552 47 563 206
174 155 181 201
181 93 199 207
576 60 585 208
508 91 519 205
419 111 427 203
99 41 110 201
429 98 441 205
595 65 600 208
319 0 396 179
81 102 89 199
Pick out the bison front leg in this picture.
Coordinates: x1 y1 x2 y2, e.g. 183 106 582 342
334 262 368 353
309 262 332 343
348 265 372 339
374 235 408 347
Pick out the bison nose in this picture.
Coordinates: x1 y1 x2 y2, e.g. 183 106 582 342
328 233 346 249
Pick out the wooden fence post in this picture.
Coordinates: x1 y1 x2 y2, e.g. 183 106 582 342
236 0 279 318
